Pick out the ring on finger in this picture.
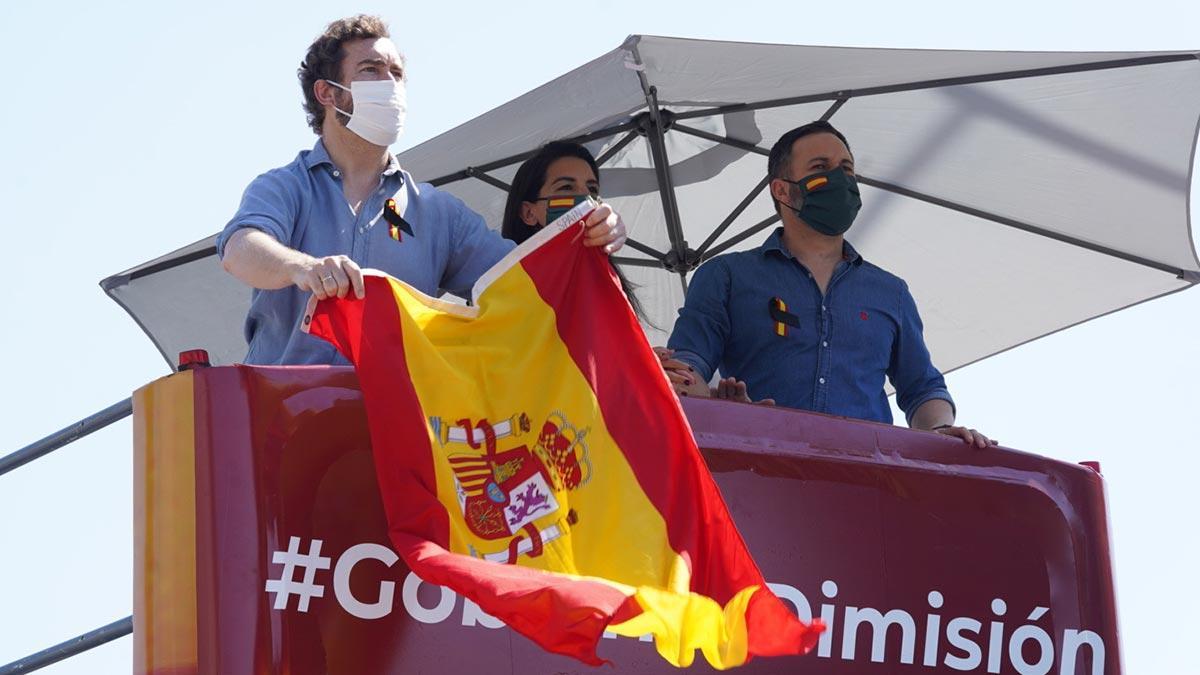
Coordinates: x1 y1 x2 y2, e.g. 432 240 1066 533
321 273 336 284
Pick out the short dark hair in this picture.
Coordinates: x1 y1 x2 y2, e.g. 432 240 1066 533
767 120 852 180
297 15 391 135
501 141 600 245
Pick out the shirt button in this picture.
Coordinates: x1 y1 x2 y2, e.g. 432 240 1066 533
821 305 827 312
822 341 828 347
332 170 341 177
818 377 826 384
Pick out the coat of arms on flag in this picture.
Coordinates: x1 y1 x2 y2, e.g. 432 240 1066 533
433 412 588 563
304 200 823 668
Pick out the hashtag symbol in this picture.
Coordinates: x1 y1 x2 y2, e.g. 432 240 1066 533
264 537 332 612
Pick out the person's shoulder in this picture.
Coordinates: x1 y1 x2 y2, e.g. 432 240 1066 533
853 257 917 312
405 173 467 208
697 247 767 277
856 257 908 289
686 250 754 291
245 149 313 191
404 173 489 235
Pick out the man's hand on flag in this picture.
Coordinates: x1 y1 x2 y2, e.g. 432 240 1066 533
292 254 366 301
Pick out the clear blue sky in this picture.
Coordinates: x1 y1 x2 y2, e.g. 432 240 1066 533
1 1 1197 672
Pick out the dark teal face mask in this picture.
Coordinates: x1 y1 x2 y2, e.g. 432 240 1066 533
543 193 593 226
775 167 862 236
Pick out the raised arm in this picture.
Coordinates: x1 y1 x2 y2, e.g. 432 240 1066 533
222 228 364 300
218 170 363 301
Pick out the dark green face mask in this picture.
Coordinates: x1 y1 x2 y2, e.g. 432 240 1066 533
776 167 862 236
543 193 594 226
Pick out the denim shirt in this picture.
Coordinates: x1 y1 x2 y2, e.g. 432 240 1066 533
667 228 953 424
217 139 515 365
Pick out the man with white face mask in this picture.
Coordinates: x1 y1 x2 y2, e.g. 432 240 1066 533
218 15 627 365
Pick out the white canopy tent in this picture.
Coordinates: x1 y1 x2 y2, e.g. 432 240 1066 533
102 36 1200 374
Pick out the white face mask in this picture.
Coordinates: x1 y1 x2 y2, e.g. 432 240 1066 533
327 79 407 147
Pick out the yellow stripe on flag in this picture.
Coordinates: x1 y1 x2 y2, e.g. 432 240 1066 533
390 270 677 584
385 269 759 668
609 584 756 670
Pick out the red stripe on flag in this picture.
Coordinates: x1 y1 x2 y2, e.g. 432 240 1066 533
308 277 644 664
519 231 752 598
308 278 450 549
519 226 820 658
392 538 634 666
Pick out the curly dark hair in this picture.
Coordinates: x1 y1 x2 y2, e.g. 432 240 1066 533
297 15 392 135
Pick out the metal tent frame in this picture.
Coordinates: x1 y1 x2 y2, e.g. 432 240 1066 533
427 49 1199 288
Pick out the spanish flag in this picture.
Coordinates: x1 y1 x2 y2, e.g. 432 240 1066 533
304 202 822 668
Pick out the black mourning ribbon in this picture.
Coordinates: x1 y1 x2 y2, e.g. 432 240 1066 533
768 297 800 327
384 198 415 237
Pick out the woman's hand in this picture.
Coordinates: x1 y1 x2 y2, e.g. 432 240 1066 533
582 203 626 254
653 347 709 397
652 348 774 405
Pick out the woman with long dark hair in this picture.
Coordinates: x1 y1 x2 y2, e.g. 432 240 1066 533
501 141 758 403
500 141 648 320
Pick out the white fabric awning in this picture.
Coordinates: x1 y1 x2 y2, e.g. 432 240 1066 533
103 36 1200 373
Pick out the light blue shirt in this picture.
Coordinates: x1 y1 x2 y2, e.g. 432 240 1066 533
217 139 515 365
667 229 953 425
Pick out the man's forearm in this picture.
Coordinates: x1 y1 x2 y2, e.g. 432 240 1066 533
910 398 955 431
222 228 312 290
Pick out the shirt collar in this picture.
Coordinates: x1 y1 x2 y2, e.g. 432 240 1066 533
303 138 334 170
304 137 403 177
382 152 402 177
760 227 864 265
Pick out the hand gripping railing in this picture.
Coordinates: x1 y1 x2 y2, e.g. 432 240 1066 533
1 399 135 673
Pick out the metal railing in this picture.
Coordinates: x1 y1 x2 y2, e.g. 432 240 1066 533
1 399 136 673
0 398 132 477
0 617 133 675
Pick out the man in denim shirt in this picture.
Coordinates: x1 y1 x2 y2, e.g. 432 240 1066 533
219 15 626 365
664 121 993 448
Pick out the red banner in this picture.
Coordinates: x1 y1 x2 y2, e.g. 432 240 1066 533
134 366 1120 674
